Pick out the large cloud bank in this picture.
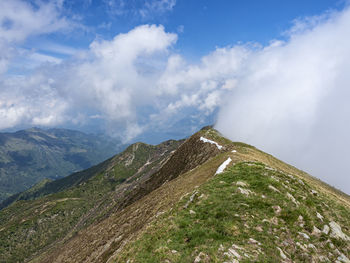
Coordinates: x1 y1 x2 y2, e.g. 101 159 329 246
215 8 350 193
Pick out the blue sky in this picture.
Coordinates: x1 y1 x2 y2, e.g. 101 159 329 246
1 0 350 192
20 0 345 62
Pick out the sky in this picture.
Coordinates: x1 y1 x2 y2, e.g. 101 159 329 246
0 0 350 193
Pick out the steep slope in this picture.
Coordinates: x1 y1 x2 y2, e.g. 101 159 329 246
0 128 349 263
114 129 350 263
0 128 122 202
0 139 182 263
118 163 350 262
31 129 350 262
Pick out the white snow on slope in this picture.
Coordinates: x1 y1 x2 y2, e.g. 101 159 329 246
215 157 232 175
200 136 223 150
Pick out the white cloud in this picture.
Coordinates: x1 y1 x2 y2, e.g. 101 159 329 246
0 74 68 129
0 23 233 140
215 7 350 194
69 25 177 125
0 24 178 139
0 0 73 74
0 0 70 43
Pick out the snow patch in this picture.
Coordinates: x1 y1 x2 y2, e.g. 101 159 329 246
199 136 223 150
215 157 232 175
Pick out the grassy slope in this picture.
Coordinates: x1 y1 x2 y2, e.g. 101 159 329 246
30 130 223 263
27 128 350 263
114 129 350 263
1 128 349 263
0 140 181 263
117 162 349 262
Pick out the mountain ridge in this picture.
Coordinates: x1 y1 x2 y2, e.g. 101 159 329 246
0 127 349 263
0 127 123 202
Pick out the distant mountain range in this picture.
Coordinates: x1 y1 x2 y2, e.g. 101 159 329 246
0 127 349 263
0 128 123 202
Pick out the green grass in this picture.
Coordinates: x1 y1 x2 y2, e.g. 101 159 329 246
117 162 350 263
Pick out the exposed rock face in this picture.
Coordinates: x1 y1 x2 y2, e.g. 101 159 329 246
337 253 350 263
236 181 248 187
277 247 287 260
312 226 321 235
316 212 324 221
323 224 330 235
329 221 350 241
272 205 282 215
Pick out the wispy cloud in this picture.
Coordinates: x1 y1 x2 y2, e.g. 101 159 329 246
103 0 176 18
0 0 70 43
140 0 176 18
0 0 75 74
36 42 80 56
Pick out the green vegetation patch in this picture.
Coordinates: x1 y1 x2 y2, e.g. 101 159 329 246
117 162 350 263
